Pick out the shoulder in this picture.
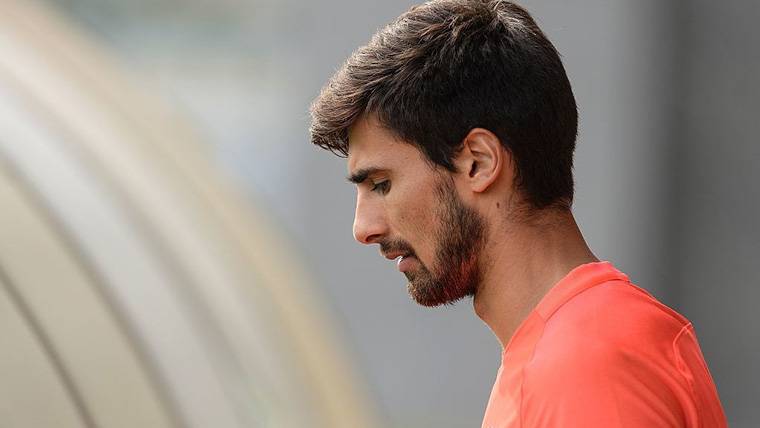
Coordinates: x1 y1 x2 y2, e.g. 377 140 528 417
519 280 696 426
537 278 690 359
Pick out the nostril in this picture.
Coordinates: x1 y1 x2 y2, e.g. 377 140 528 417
353 223 381 245
353 217 382 244
353 224 371 244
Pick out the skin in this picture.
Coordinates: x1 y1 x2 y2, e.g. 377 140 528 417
347 114 598 348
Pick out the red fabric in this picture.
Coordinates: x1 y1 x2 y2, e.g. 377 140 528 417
481 262 727 428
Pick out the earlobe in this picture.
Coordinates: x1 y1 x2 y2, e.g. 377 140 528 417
457 128 505 193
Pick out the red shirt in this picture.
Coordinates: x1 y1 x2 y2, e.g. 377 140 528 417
481 262 727 428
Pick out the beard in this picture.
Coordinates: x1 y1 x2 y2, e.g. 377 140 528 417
380 177 487 307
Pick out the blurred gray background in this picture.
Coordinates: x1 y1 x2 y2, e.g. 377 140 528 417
41 0 759 426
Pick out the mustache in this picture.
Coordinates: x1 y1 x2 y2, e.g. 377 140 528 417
379 238 417 258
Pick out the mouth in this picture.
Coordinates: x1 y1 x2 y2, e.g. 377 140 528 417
383 251 407 261
383 251 415 272
396 254 417 273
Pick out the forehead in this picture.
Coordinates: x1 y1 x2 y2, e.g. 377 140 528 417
346 115 423 173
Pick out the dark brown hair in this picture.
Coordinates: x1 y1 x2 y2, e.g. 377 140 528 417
310 0 577 209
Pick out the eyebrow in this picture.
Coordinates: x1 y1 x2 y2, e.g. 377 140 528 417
346 167 386 184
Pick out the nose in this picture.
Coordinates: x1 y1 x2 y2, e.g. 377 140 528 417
352 191 387 245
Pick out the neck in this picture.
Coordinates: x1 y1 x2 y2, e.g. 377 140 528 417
473 208 597 349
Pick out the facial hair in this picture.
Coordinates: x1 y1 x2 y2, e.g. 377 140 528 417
381 177 487 307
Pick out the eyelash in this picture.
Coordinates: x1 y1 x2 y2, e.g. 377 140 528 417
371 180 390 194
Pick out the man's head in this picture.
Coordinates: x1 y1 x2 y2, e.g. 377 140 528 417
347 115 488 306
310 0 578 306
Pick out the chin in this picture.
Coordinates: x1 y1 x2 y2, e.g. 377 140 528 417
407 280 471 307
410 293 446 307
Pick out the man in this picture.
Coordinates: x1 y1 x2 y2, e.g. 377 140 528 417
309 0 727 426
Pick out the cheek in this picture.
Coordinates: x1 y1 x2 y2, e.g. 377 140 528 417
389 189 438 252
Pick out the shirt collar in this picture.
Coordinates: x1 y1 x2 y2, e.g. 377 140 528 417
534 261 629 321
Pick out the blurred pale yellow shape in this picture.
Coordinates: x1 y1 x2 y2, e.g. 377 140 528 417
0 1 380 427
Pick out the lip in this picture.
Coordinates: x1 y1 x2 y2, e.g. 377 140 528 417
397 255 416 273
383 251 408 261
381 250 416 272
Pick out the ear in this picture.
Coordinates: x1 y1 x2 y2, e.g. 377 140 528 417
454 128 509 193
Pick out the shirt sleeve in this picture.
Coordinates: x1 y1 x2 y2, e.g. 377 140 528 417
672 324 728 428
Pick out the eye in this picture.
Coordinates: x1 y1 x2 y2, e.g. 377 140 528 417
371 180 390 194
